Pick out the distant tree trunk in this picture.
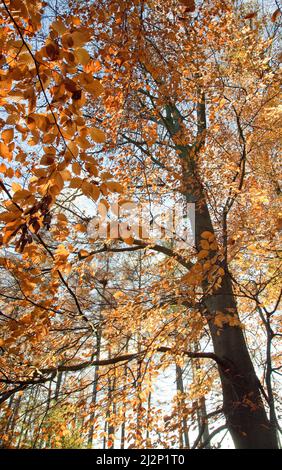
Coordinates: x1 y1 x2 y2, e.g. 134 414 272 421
45 378 53 448
145 390 152 447
87 326 102 447
175 364 190 449
17 394 31 448
120 340 129 449
191 344 210 449
4 394 14 435
6 393 22 445
103 347 115 449
134 322 145 448
196 397 210 449
54 371 63 401
103 415 107 449
107 374 116 449
17 384 46 449
24 385 40 446
135 253 144 447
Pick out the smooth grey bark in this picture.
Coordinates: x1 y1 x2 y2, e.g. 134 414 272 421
87 327 102 447
54 371 63 401
158 96 278 448
183 153 278 449
191 345 210 449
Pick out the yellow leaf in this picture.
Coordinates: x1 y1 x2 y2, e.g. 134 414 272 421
81 181 100 201
69 177 83 189
53 172 64 190
11 182 22 192
55 244 69 258
218 267 225 276
51 19 67 34
13 189 32 201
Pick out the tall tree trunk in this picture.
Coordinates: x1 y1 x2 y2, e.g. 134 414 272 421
54 371 63 401
163 93 278 449
184 163 278 449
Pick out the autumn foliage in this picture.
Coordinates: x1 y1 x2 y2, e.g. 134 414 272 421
0 0 281 450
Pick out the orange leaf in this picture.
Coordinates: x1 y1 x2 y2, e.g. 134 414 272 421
271 9 281 23
89 127 106 143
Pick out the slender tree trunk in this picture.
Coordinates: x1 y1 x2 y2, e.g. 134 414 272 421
146 390 152 447
135 341 143 447
135 253 144 447
6 393 22 445
192 343 210 448
54 371 63 401
175 364 190 449
87 326 102 447
163 93 278 449
4 395 14 435
104 347 115 449
24 385 40 446
107 374 116 449
197 397 210 449
45 378 53 448
17 394 31 448
120 339 129 449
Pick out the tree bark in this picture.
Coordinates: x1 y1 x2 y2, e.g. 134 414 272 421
191 345 210 449
186 173 278 449
162 93 278 449
87 326 102 447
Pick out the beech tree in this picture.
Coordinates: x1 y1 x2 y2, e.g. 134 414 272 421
0 0 281 449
